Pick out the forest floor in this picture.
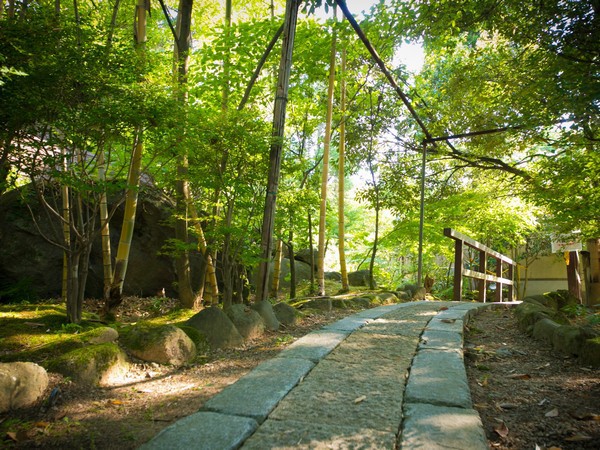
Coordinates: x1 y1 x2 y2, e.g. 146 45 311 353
465 306 600 450
1 300 598 449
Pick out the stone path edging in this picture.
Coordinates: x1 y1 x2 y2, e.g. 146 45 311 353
141 301 495 449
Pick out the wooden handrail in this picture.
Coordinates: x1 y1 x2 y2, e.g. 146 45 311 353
444 228 515 302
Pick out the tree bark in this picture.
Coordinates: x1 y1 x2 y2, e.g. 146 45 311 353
338 45 349 292
255 0 300 302
317 5 337 296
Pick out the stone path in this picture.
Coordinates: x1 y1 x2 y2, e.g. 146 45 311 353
141 301 492 449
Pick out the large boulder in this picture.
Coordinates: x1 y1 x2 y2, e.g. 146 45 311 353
187 306 244 349
0 186 206 302
251 301 280 331
121 324 196 366
348 270 374 287
47 343 129 386
273 302 297 326
0 362 49 412
225 304 265 340
277 259 313 288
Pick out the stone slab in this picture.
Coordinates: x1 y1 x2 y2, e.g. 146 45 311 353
140 411 258 450
400 403 488 450
328 332 419 366
243 418 396 450
427 318 464 334
269 358 405 432
351 303 406 320
405 349 472 408
201 357 314 423
322 316 373 332
419 329 463 351
278 330 349 362
435 308 469 321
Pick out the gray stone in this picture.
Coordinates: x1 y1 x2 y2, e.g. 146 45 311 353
187 306 244 349
251 300 280 331
140 411 258 450
47 343 129 386
123 324 196 366
202 357 314 423
553 324 585 356
346 297 372 308
269 359 406 432
419 329 463 351
322 316 372 332
278 330 349 362
532 318 561 345
348 270 372 287
243 418 396 449
405 349 472 408
302 297 332 311
273 302 297 326
400 403 488 450
376 292 398 304
427 317 465 334
0 362 48 412
324 271 342 281
225 304 265 340
86 327 119 345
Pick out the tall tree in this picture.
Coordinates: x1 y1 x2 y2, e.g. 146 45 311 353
107 0 148 311
317 5 337 296
255 0 301 302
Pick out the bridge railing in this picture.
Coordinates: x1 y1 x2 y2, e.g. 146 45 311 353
444 228 516 302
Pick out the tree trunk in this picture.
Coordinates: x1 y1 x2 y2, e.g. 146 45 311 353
107 0 148 312
567 251 582 303
587 238 600 305
98 147 113 300
288 229 296 299
338 45 349 292
317 6 337 296
271 238 283 298
61 147 70 301
256 0 300 302
308 210 315 294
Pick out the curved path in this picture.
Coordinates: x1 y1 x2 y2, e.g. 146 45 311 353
141 301 493 449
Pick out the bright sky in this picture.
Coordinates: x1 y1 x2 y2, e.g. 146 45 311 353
315 0 425 73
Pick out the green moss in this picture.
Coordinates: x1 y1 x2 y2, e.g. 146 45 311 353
120 323 178 352
46 342 123 383
177 325 210 354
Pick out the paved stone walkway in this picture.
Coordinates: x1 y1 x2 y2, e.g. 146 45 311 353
141 301 491 449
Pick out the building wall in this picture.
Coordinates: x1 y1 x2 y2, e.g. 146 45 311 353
517 254 568 298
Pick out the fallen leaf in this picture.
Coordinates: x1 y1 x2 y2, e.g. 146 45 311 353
440 318 456 323
354 395 366 404
506 373 531 380
497 402 518 410
545 408 559 417
110 399 125 406
24 321 46 327
34 421 50 428
6 431 19 442
439 306 449 311
494 421 509 438
565 433 592 442
538 398 549 406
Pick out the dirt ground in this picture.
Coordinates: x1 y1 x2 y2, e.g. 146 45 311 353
465 306 600 450
2 301 599 449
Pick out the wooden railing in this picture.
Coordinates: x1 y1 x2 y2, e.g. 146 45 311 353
444 228 516 302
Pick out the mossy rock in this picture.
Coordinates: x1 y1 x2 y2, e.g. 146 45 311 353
514 301 557 333
120 323 196 366
273 302 298 326
580 336 600 367
46 342 128 386
346 297 371 309
553 325 586 356
176 325 210 356
331 298 349 309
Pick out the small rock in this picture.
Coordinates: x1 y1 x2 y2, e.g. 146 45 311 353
0 362 49 412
